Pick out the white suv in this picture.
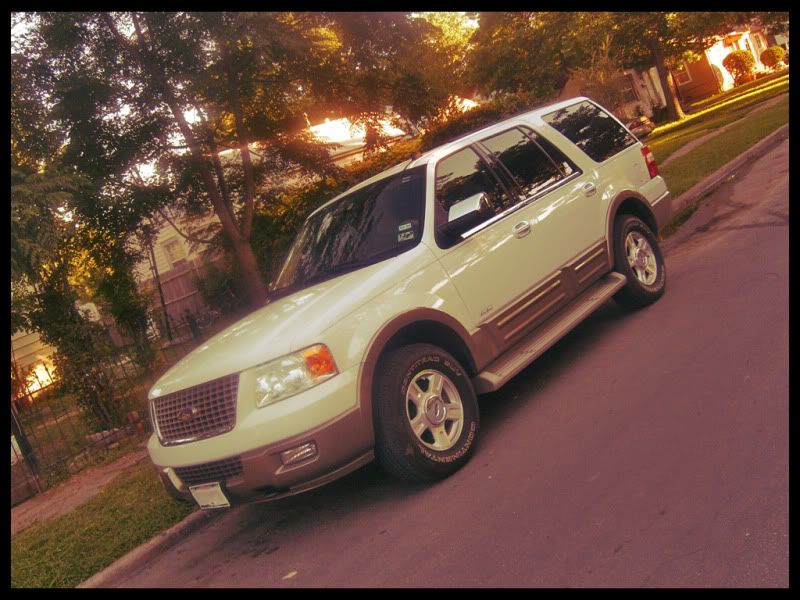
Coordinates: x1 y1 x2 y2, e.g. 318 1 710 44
147 97 671 509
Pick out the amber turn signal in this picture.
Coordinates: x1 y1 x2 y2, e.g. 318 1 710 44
301 344 338 379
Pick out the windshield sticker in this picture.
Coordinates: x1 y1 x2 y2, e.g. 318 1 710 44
398 221 416 243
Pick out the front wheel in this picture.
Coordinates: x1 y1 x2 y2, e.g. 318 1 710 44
612 215 666 308
373 343 479 483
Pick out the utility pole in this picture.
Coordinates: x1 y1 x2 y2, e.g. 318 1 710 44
145 226 173 341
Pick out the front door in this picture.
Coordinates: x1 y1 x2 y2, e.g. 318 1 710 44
431 126 603 344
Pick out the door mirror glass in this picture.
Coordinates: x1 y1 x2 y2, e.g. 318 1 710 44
438 192 490 240
447 192 490 223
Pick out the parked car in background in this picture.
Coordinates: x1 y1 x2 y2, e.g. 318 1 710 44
147 97 671 509
626 115 656 139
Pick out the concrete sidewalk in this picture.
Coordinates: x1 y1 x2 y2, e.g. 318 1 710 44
11 444 150 537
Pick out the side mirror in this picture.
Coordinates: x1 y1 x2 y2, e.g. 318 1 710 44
448 192 490 222
437 192 491 240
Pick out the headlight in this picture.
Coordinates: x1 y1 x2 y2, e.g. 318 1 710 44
248 344 338 408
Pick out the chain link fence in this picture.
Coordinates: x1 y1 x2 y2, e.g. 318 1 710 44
11 308 223 506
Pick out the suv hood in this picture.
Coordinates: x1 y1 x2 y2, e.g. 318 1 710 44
149 245 433 398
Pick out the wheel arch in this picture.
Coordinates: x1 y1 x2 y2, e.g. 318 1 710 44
357 309 486 436
606 192 659 265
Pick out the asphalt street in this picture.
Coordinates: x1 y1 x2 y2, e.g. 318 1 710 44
107 138 789 587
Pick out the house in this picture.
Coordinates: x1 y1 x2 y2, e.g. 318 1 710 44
671 26 776 103
11 330 56 398
766 30 789 53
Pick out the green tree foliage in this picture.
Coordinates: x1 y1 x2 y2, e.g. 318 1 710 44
601 12 751 121
16 12 457 309
419 94 536 151
468 12 605 100
11 165 124 431
568 33 629 116
723 50 757 84
466 12 753 122
760 46 786 71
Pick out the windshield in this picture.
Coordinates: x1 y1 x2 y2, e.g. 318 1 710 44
273 165 426 293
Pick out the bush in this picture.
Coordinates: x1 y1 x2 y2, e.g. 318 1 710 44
723 50 756 85
420 93 542 151
193 262 248 315
760 46 786 71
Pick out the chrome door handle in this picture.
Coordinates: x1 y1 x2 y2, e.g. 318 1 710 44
582 182 597 197
512 221 531 238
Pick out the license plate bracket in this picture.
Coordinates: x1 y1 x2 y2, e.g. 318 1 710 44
189 482 230 509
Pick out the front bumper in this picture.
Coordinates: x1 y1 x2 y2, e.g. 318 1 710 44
149 365 374 505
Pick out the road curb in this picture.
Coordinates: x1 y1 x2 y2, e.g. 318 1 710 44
670 123 789 218
77 508 218 588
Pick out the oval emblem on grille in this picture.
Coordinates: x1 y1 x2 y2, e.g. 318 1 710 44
178 406 199 423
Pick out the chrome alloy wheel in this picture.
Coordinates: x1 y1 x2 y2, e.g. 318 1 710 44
625 231 658 286
405 369 464 451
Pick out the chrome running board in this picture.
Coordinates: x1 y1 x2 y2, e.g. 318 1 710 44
473 272 627 393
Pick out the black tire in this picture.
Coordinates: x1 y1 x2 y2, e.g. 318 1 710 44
373 343 479 483
612 214 667 308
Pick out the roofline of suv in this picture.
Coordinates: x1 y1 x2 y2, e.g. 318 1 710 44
407 95 595 169
306 96 598 222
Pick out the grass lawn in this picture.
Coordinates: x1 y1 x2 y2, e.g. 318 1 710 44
658 94 788 237
11 459 196 588
687 69 789 113
647 74 789 165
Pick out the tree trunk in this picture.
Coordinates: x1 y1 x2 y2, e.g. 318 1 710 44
650 41 686 121
123 13 270 307
233 238 269 308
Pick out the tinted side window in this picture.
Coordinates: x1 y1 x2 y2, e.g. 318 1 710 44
528 128 579 177
434 147 511 242
479 128 562 199
543 100 637 163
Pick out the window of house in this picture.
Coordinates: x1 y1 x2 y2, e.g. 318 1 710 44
434 147 512 247
619 73 640 104
542 100 637 164
163 239 187 267
673 60 692 86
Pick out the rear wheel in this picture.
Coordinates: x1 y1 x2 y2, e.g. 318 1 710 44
373 343 479 483
612 215 666 308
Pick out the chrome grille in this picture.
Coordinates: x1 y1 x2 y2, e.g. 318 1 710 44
174 456 243 486
152 373 239 445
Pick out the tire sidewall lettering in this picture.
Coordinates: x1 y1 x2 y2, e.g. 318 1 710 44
416 421 476 464
398 354 474 466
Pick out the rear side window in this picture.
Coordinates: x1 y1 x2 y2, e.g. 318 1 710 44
543 100 637 163
479 128 563 200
